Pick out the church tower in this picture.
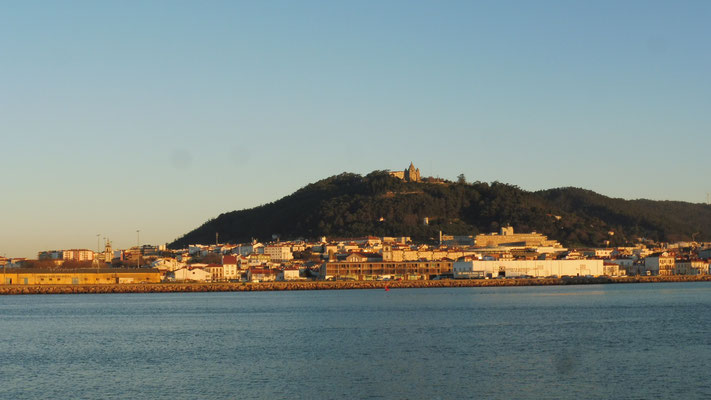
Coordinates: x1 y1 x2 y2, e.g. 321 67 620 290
405 162 421 182
390 162 422 182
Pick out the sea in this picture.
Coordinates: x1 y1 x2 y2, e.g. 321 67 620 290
1 282 710 399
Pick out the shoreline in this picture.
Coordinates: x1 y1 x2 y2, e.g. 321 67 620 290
1 275 711 295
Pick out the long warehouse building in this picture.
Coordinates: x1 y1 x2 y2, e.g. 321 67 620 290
453 259 606 278
2 268 162 285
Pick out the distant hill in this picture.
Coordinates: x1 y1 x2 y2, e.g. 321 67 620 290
169 171 711 248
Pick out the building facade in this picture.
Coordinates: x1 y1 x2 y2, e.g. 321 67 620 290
170 267 211 282
222 255 239 280
474 227 562 249
264 245 294 262
644 252 675 276
1 268 160 285
674 260 709 275
247 268 278 282
319 260 452 280
204 264 224 281
453 259 605 279
38 249 95 262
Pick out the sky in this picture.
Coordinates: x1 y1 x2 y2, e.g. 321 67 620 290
2 1 710 258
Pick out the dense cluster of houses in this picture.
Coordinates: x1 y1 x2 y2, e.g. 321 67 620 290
2 226 708 284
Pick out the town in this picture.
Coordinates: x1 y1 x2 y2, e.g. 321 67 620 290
1 225 710 286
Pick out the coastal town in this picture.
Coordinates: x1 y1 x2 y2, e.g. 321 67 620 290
2 225 710 286
3 165 710 288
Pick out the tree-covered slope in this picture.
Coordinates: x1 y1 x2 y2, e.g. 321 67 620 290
169 171 711 248
537 187 711 244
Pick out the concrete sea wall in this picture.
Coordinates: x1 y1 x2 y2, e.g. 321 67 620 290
1 275 711 295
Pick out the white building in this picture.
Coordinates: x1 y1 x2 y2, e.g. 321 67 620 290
277 269 301 281
62 249 95 261
602 262 626 276
170 267 211 282
234 242 264 256
188 245 209 256
604 258 635 269
601 259 634 276
337 243 360 252
644 252 675 276
453 259 605 279
264 245 293 262
223 264 239 280
222 255 239 280
151 258 185 272
291 243 307 252
674 260 709 275
582 248 615 258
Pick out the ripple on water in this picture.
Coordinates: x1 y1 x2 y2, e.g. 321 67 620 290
1 284 710 399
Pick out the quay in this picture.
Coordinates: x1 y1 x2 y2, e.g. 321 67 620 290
1 275 711 295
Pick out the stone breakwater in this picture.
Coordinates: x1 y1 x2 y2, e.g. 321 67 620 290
1 275 710 295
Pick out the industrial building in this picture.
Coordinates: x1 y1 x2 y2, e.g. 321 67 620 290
2 268 161 285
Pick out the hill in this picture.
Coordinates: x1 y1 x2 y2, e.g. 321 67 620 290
169 171 711 248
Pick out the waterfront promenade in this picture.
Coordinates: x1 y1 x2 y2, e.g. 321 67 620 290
1 275 710 295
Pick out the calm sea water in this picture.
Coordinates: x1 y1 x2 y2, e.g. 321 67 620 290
1 283 710 399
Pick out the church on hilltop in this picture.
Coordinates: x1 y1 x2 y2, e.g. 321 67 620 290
389 162 421 182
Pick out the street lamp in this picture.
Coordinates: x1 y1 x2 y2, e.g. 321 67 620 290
136 229 140 268
96 234 101 269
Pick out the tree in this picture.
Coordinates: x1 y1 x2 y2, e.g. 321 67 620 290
22 260 59 269
169 170 711 249
61 260 94 269
190 252 222 264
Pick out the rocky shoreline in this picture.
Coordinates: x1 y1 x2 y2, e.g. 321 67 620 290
1 275 711 295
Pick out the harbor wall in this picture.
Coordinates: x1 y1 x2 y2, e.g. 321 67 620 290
1 275 711 295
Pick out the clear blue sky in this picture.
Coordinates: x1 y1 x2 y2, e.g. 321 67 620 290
2 1 710 258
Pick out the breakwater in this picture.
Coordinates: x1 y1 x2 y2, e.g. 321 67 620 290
1 275 710 295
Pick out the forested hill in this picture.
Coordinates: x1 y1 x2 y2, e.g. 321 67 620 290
169 171 711 249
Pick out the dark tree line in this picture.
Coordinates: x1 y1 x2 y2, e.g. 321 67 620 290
170 171 711 249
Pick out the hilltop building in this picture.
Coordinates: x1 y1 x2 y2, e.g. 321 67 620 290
389 162 421 182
